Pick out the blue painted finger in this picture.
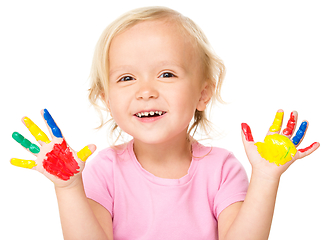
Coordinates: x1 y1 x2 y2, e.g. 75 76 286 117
292 121 307 145
43 109 63 138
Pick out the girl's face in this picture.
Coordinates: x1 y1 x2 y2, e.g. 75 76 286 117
107 19 209 145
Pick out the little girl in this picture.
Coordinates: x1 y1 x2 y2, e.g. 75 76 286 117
11 6 319 240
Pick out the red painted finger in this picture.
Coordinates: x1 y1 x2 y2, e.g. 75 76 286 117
298 142 318 153
282 112 296 136
241 123 254 142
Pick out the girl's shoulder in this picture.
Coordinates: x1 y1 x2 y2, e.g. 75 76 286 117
192 141 245 173
192 141 235 163
88 141 130 165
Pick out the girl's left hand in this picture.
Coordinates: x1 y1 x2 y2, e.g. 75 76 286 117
241 109 320 180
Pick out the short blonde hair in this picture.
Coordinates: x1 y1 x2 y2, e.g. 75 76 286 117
88 6 226 142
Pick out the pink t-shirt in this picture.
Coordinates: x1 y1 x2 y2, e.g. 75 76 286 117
82 140 249 240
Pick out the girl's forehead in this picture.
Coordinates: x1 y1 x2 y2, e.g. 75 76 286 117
109 19 201 71
113 19 189 46
124 18 183 34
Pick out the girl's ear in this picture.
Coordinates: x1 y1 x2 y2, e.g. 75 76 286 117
196 82 213 111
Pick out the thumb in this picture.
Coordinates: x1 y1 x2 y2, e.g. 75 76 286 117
77 144 96 162
241 123 258 158
241 123 254 143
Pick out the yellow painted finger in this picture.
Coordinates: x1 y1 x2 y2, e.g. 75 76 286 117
269 112 284 132
23 117 51 143
77 146 92 162
11 158 37 169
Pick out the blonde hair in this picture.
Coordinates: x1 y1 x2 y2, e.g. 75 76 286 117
88 6 226 142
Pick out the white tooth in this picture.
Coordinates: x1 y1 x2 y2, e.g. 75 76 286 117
158 111 162 115
140 112 144 116
150 111 154 115
144 112 149 116
155 111 159 114
137 113 141 117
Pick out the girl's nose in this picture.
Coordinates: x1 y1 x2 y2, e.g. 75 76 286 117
135 81 159 100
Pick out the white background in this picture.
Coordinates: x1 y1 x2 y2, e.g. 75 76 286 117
1 0 329 239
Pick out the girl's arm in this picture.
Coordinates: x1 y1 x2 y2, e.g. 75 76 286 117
87 199 114 239
55 177 113 240
218 110 319 240
218 172 279 240
10 109 113 240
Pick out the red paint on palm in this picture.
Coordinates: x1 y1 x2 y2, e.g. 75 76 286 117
241 123 254 142
43 139 80 180
298 142 317 153
283 112 295 135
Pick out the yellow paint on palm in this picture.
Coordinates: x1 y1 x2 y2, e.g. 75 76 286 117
255 134 297 166
11 158 37 169
77 146 92 162
269 112 284 132
23 117 51 143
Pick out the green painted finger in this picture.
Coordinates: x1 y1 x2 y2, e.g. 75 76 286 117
12 132 40 154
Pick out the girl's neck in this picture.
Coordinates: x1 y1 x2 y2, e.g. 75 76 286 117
132 134 193 179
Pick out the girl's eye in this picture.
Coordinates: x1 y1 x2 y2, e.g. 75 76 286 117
119 76 135 82
159 72 175 78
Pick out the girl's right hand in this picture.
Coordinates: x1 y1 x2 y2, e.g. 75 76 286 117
10 109 96 188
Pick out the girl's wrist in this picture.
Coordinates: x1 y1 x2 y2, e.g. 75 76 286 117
54 174 84 192
251 169 281 184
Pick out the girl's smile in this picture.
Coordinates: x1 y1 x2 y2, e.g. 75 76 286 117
134 110 166 118
134 110 167 120
133 110 167 124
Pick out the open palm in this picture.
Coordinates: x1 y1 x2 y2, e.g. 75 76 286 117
241 110 319 179
10 109 96 188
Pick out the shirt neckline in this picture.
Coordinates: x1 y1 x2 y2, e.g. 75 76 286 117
127 139 202 186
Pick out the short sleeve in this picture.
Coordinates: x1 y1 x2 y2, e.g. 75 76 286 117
82 149 114 216
213 152 249 218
